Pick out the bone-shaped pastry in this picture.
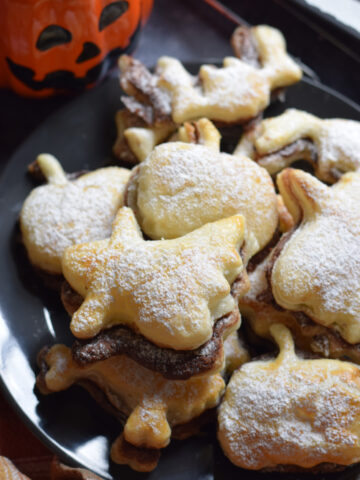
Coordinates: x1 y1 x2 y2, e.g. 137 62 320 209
218 323 360 471
271 168 360 345
235 108 360 183
20 154 130 274
63 207 245 349
119 26 301 128
126 120 278 260
37 343 225 470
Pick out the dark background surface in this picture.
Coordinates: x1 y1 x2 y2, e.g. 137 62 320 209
1 0 359 177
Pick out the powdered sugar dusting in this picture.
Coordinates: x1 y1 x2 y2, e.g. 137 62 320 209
66 209 243 349
157 56 269 124
273 172 360 344
318 119 360 172
20 167 130 274
218 329 360 469
137 142 278 257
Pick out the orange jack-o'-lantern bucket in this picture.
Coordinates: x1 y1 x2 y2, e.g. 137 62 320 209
0 0 153 97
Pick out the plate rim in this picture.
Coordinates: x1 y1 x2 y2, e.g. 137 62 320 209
1 67 360 479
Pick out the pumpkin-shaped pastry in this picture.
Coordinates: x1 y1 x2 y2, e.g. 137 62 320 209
20 154 130 274
218 324 360 472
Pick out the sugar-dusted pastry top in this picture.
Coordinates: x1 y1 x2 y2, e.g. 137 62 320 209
39 344 224 450
239 252 360 364
218 324 360 470
271 168 360 344
20 154 130 275
235 108 360 183
119 26 301 130
131 139 278 260
63 207 245 349
156 26 301 124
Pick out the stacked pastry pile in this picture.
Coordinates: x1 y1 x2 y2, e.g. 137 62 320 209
19 23 360 474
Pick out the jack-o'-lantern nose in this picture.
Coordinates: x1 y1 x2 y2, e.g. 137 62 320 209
76 42 101 64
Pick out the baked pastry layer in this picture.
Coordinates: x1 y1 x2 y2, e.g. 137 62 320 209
218 324 360 470
271 168 360 344
63 207 245 349
20 154 130 274
37 342 225 470
119 26 301 127
235 108 360 183
126 140 278 260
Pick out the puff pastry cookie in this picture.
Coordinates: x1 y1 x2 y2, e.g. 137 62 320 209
235 108 360 183
119 26 301 128
63 207 245 350
218 324 360 471
20 154 130 275
37 343 225 471
270 168 360 345
240 251 360 364
126 122 278 260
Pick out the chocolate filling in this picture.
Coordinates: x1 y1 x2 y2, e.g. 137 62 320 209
70 307 240 380
247 229 360 364
230 26 260 68
62 273 247 380
119 55 173 126
256 138 318 172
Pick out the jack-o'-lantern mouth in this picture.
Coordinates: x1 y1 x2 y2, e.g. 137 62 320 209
6 46 125 91
6 18 140 93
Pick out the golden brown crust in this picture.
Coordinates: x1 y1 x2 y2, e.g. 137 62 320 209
236 109 360 183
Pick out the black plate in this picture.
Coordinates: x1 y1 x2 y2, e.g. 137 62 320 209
1 68 360 480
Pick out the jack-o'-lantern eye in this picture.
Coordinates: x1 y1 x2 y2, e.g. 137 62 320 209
36 25 72 51
99 1 129 31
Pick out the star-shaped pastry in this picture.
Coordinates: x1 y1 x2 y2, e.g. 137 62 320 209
63 207 245 349
20 154 130 274
218 324 360 471
270 168 360 344
235 108 360 183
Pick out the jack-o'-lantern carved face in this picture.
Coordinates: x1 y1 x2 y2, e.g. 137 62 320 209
0 0 153 97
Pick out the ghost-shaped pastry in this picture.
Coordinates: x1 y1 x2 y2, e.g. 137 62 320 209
271 168 360 345
235 109 360 183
